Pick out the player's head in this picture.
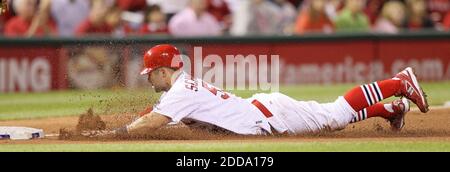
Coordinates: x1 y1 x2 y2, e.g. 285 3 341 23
141 44 183 92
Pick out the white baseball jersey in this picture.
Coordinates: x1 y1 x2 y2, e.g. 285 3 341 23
152 71 272 135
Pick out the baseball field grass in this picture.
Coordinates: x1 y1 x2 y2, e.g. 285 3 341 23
1 140 450 152
1 81 449 152
1 82 449 120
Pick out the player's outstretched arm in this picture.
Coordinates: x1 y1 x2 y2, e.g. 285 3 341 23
81 112 171 138
121 111 171 135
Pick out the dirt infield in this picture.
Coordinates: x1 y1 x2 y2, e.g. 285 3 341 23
0 107 449 144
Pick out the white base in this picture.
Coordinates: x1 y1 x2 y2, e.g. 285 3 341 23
445 101 450 107
0 126 45 140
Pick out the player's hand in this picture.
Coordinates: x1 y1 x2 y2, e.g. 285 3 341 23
81 126 128 138
81 130 116 138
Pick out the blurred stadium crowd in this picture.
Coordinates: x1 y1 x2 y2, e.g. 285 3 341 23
0 0 449 37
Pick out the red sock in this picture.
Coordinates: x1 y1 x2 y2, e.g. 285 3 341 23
350 103 395 123
344 79 401 112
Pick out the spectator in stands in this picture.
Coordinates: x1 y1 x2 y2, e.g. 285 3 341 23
248 0 281 35
231 0 290 36
140 5 169 34
116 0 147 11
207 0 232 32
51 0 90 37
324 0 343 22
75 1 112 36
229 0 250 36
287 0 302 7
443 11 450 31
426 0 450 29
168 0 221 37
402 0 435 31
5 0 57 37
272 0 297 34
0 0 5 14
373 1 406 34
0 0 13 33
364 0 387 25
335 0 370 32
294 0 334 34
146 0 190 21
224 0 240 12
105 7 127 37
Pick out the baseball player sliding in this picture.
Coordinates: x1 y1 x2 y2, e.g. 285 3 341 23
92 44 429 137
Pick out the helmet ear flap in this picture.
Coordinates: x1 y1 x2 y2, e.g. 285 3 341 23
170 54 184 70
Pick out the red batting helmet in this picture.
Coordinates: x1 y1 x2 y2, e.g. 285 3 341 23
140 44 183 75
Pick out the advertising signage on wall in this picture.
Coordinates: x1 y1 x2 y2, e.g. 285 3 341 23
0 36 449 93
188 39 449 85
0 47 65 93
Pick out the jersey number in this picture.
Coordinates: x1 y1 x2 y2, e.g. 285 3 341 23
202 81 230 100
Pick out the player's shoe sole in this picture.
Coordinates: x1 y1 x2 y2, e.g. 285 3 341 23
388 98 410 131
394 67 429 113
